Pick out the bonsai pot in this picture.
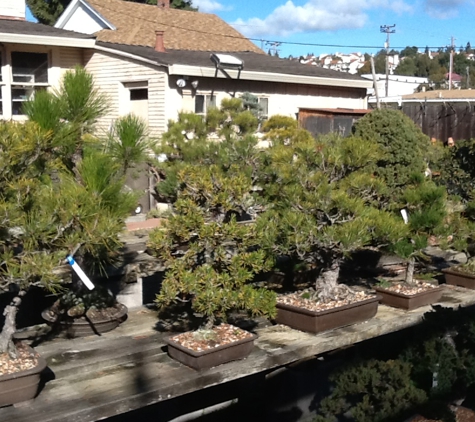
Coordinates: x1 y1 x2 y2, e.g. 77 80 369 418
165 324 257 370
42 303 128 337
275 295 379 334
0 345 47 407
442 267 475 289
374 285 444 310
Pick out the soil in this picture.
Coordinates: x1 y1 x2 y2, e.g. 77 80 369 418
0 343 39 376
410 406 475 421
169 324 254 352
378 281 439 296
277 290 372 312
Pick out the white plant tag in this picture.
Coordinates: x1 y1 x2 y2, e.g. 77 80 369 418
66 256 95 290
400 209 409 224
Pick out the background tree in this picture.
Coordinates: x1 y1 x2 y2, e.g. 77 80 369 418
27 0 197 25
353 109 431 190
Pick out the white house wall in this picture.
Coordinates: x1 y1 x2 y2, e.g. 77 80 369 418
167 76 367 121
60 3 106 35
83 50 166 135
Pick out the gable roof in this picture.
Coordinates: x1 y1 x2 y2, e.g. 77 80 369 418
0 19 95 47
96 41 373 89
70 0 263 53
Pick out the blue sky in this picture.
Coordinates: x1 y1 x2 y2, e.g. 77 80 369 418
192 0 475 57
26 0 475 58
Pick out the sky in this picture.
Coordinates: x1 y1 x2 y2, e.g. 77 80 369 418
25 0 475 58
191 0 475 58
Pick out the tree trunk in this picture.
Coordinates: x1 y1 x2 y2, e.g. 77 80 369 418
405 257 415 285
316 259 341 302
0 292 25 359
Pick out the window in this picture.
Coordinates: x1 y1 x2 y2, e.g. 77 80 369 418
258 97 269 119
10 52 49 116
195 94 216 114
122 81 149 120
130 88 148 101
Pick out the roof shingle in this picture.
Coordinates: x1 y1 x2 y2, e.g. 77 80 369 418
0 19 94 39
86 0 263 53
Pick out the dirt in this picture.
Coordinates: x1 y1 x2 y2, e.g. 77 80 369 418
168 324 254 352
277 290 373 312
378 281 439 296
410 406 475 421
0 343 39 376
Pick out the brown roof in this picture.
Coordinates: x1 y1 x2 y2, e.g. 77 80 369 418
85 0 263 53
403 89 475 100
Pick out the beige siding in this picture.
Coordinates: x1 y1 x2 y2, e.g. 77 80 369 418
84 50 166 136
59 47 84 70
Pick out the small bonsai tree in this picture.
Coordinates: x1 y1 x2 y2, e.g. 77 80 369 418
147 163 276 330
389 176 448 284
258 129 407 302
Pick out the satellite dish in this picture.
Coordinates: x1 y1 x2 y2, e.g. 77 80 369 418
176 78 186 88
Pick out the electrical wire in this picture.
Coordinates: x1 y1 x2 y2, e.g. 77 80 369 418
90 2 462 52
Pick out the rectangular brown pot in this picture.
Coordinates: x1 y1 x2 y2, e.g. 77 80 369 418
374 285 444 310
165 332 257 370
0 347 47 407
442 268 475 289
275 296 379 334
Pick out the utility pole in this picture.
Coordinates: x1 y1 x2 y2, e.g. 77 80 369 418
380 24 396 97
449 36 455 90
467 66 470 89
265 41 281 57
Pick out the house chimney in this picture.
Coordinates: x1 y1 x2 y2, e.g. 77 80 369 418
155 30 166 53
157 0 170 8
0 0 26 20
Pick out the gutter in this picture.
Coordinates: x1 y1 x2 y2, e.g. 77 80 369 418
0 32 95 48
169 64 373 89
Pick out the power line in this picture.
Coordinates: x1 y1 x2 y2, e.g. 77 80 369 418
88 3 466 53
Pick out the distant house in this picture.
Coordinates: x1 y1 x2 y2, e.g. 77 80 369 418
55 0 372 135
446 72 462 89
0 0 94 120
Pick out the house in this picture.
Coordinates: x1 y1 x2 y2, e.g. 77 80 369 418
0 0 95 120
363 74 429 104
55 0 372 136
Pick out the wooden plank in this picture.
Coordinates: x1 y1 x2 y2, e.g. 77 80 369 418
1 286 475 422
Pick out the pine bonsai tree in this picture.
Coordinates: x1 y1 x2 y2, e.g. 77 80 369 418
0 68 136 358
147 164 276 329
258 128 407 302
390 175 447 284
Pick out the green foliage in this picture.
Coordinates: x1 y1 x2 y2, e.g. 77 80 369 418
261 114 313 145
315 359 426 422
258 131 408 279
106 114 151 175
435 139 475 201
353 109 431 190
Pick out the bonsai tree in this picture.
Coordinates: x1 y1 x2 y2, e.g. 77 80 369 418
0 68 137 358
390 176 448 284
258 128 407 302
147 163 276 330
